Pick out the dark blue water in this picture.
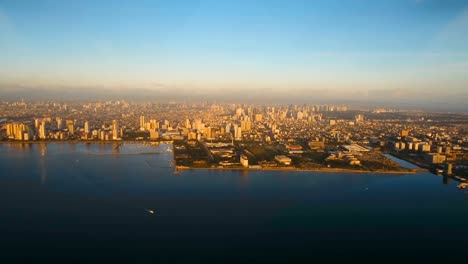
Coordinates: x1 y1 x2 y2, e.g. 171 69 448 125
1 143 467 263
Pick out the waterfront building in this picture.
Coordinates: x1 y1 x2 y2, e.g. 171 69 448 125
5 123 29 140
112 120 119 140
420 144 431 152
34 118 40 130
425 153 446 164
150 130 159 140
275 155 292 165
240 155 249 168
39 120 46 139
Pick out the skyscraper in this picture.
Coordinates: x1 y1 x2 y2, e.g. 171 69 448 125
84 121 89 134
39 120 46 139
6 123 28 140
234 125 242 140
56 118 63 130
112 120 119 140
139 115 145 130
66 120 74 135
355 114 364 123
241 120 252 131
34 118 40 130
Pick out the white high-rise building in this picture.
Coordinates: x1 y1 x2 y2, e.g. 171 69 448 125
112 120 119 140
39 120 46 139
240 155 249 168
84 121 89 134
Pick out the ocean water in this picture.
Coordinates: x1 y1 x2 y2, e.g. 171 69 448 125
1 143 467 263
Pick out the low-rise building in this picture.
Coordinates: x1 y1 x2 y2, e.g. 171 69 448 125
275 155 292 165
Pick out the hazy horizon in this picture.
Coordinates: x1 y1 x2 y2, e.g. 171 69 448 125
1 0 468 110
0 86 467 112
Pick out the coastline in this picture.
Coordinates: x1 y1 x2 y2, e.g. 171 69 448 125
0 140 167 144
1 140 427 174
175 165 424 174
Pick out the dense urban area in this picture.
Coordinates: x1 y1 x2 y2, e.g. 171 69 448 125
1 100 467 180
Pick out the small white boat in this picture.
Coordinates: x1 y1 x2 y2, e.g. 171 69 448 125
145 209 155 214
457 183 468 189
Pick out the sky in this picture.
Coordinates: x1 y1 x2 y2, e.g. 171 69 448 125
0 0 467 108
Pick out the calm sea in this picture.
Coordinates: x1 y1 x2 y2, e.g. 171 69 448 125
1 143 467 262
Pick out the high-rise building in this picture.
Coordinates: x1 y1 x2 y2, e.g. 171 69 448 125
150 119 159 130
235 125 242 140
6 123 28 140
254 114 263 122
84 121 89 134
34 118 40 130
39 120 46 139
139 115 145 129
188 131 197 140
240 155 249 168
150 129 159 140
355 114 364 122
241 120 251 131
112 120 119 140
297 112 304 120
66 120 74 135
99 130 106 140
56 118 63 130
205 127 216 139
235 108 243 117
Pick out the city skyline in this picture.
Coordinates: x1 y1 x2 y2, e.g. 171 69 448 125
1 0 468 110
2 2 468 261
1 99 465 176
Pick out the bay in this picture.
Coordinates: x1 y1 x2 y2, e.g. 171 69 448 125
1 143 467 262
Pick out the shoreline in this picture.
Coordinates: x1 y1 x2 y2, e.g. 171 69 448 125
0 140 169 144
175 166 424 174
1 140 426 175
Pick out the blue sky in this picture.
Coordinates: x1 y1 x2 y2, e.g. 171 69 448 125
0 0 467 105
